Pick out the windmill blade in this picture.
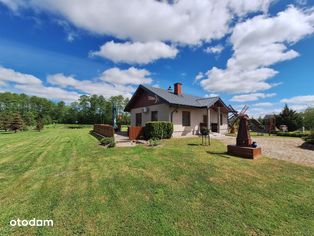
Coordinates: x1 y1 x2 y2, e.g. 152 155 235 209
239 105 249 116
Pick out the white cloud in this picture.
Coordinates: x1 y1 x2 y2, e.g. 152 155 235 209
198 6 314 94
195 72 204 81
91 41 178 64
230 93 276 102
1 65 153 102
14 84 80 102
0 66 80 102
201 67 278 94
280 95 314 104
48 67 153 98
99 67 152 85
248 107 282 118
204 45 224 54
0 0 272 45
0 66 42 85
290 104 311 111
252 102 273 107
280 95 314 112
205 93 219 97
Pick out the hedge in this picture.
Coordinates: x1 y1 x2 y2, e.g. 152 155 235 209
276 131 308 138
144 121 173 140
303 132 314 144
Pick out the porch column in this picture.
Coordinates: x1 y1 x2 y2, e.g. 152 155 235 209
217 107 221 133
207 107 211 132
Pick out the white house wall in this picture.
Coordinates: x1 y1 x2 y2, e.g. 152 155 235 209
171 107 228 137
130 104 228 136
172 107 205 137
130 104 170 126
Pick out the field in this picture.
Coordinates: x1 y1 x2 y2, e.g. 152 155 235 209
0 126 313 235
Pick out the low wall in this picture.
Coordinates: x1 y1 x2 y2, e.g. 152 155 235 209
128 126 144 140
93 124 114 137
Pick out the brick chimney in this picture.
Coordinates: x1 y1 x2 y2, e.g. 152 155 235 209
174 82 182 95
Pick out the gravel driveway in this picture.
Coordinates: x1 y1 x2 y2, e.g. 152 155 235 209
214 135 314 167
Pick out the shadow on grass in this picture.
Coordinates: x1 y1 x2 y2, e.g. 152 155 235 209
207 151 231 158
0 132 14 135
89 130 103 141
188 143 202 146
299 142 314 151
66 125 84 129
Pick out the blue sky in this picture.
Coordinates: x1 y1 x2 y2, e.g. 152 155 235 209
0 0 314 117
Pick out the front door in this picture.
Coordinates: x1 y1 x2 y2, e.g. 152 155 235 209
211 123 218 132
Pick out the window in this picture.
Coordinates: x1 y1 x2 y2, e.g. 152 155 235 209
220 114 223 125
151 111 158 121
182 111 191 126
135 113 142 126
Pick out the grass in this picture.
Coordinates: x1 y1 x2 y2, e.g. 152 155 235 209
0 125 313 235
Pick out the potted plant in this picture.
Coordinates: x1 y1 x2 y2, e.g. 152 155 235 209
200 127 209 136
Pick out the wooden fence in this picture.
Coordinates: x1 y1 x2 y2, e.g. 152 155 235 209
128 126 144 140
93 124 114 137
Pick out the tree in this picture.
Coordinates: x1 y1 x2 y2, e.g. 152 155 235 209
36 116 44 132
303 107 314 130
10 113 24 133
276 104 302 132
0 113 12 131
0 92 130 126
22 111 36 126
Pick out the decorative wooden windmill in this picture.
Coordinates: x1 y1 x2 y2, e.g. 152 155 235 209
227 113 262 159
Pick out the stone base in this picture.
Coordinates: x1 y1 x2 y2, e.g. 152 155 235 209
227 145 262 159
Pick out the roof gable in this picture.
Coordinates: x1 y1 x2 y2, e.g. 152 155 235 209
124 84 231 112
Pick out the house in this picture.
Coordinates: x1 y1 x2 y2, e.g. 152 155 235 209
124 83 231 137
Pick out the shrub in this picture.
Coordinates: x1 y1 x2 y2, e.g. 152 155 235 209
100 137 116 148
144 121 173 140
303 132 314 144
148 138 161 147
303 107 314 130
36 117 44 132
200 127 209 135
276 131 308 138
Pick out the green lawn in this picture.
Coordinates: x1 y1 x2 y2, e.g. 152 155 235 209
0 126 313 235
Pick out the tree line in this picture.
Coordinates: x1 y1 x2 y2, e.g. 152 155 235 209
0 92 130 131
257 104 314 132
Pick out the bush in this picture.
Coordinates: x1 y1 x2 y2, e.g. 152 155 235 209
148 138 161 147
100 137 116 148
144 121 173 140
36 118 44 132
276 131 308 137
200 127 209 135
303 107 314 130
303 132 314 144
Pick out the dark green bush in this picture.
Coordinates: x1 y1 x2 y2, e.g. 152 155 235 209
144 121 173 140
276 131 308 137
200 127 209 135
100 137 116 147
148 138 161 147
303 132 314 144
